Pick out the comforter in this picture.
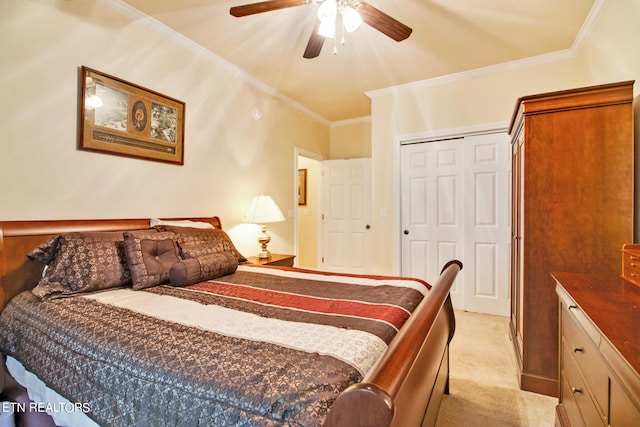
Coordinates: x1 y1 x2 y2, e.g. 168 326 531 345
0 265 429 427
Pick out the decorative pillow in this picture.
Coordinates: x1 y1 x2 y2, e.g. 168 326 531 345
168 258 202 287
153 226 247 262
169 252 239 287
149 218 214 229
31 231 131 300
123 230 180 290
27 235 61 265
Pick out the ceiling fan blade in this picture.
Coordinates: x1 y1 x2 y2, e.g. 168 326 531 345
357 2 412 41
230 0 308 17
303 20 325 58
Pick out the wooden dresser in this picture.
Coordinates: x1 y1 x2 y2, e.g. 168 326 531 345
508 81 635 396
553 272 640 426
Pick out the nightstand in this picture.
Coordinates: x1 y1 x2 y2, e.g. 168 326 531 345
246 254 295 267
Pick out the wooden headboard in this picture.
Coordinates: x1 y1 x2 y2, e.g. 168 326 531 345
0 217 222 311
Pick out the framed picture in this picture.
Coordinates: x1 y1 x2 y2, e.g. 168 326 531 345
298 169 307 206
79 66 185 165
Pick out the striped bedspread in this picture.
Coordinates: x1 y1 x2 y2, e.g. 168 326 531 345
0 265 429 427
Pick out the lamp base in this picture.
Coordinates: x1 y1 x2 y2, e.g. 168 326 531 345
257 224 272 259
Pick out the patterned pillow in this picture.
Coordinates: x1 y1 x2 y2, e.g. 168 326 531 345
169 252 239 287
31 231 131 300
153 226 246 262
27 235 61 265
123 230 181 290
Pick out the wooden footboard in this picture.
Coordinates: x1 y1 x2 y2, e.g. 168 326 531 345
325 260 462 427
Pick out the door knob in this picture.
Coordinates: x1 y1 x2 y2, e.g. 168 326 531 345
403 230 409 235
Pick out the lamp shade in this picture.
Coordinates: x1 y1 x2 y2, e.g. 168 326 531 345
245 195 285 224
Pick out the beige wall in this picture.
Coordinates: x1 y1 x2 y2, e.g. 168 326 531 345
369 0 640 275
330 118 372 159
0 0 330 257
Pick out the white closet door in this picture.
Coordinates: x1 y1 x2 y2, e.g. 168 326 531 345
401 133 510 316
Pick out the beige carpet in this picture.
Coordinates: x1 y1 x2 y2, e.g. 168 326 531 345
436 310 557 426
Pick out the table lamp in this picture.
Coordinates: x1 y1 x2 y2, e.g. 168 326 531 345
244 195 285 259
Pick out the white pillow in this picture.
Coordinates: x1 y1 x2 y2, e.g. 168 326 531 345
149 218 215 229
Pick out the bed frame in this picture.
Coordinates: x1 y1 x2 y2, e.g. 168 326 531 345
0 217 461 427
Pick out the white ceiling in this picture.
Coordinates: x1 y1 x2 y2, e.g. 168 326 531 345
121 0 597 122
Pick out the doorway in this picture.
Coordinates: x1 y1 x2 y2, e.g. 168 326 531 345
296 151 322 269
295 152 372 273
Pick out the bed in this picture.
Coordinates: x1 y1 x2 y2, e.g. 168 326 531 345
0 217 461 427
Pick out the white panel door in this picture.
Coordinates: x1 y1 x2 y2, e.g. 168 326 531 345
462 133 511 315
401 133 510 316
320 158 372 273
401 139 465 306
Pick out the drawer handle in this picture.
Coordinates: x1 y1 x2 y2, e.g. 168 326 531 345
573 346 584 353
568 305 578 310
571 387 583 394
630 256 640 260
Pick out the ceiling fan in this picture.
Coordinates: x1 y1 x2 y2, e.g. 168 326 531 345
230 0 412 58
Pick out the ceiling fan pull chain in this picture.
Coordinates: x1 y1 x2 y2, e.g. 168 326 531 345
333 13 338 54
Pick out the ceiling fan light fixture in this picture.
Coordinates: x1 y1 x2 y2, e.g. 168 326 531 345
229 0 413 58
317 0 336 22
341 6 362 32
317 18 336 38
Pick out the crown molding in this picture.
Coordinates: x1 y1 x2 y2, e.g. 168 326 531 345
96 0 330 126
366 0 611 100
571 0 611 51
366 49 575 99
331 116 371 128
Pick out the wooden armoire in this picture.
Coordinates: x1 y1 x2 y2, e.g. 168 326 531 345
508 81 635 397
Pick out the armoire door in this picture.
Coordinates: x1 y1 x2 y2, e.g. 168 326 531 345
511 131 525 359
400 133 511 316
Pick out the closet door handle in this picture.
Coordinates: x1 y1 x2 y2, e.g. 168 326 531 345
571 387 583 394
573 346 584 353
403 230 409 235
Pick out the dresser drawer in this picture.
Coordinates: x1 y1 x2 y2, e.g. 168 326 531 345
562 340 606 426
562 304 609 415
610 376 640 427
622 245 640 286
560 373 586 427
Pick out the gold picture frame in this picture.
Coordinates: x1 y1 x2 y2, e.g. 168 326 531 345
298 169 307 206
79 66 185 165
